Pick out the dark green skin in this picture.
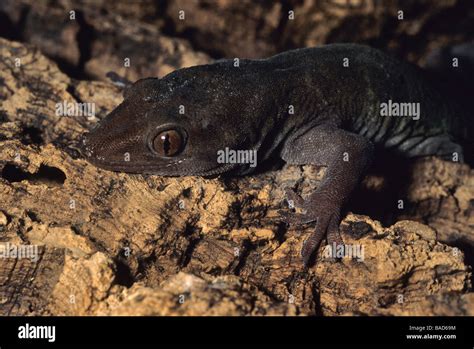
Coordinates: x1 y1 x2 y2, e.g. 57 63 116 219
81 43 468 266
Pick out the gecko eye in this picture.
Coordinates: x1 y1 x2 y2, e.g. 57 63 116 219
152 129 184 157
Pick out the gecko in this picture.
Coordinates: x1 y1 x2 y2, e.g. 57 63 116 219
81 43 471 266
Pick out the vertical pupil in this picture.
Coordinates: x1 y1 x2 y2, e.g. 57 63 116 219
161 133 171 155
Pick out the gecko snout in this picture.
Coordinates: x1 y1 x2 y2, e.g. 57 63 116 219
79 130 115 170
79 132 95 159
79 127 107 161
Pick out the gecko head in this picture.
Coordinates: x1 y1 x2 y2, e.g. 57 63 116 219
81 67 257 176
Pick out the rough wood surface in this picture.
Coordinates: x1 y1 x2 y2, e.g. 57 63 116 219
0 38 473 315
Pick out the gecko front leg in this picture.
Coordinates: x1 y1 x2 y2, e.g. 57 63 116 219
280 124 374 266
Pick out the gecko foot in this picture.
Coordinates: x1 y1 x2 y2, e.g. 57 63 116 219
280 188 344 266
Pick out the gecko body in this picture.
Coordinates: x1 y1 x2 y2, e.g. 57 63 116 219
82 44 470 265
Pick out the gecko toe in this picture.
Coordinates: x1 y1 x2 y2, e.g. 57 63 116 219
284 188 305 208
327 228 344 247
301 228 326 266
301 211 343 266
278 210 317 226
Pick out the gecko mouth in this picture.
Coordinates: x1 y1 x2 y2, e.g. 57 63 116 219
80 136 237 176
83 156 237 176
